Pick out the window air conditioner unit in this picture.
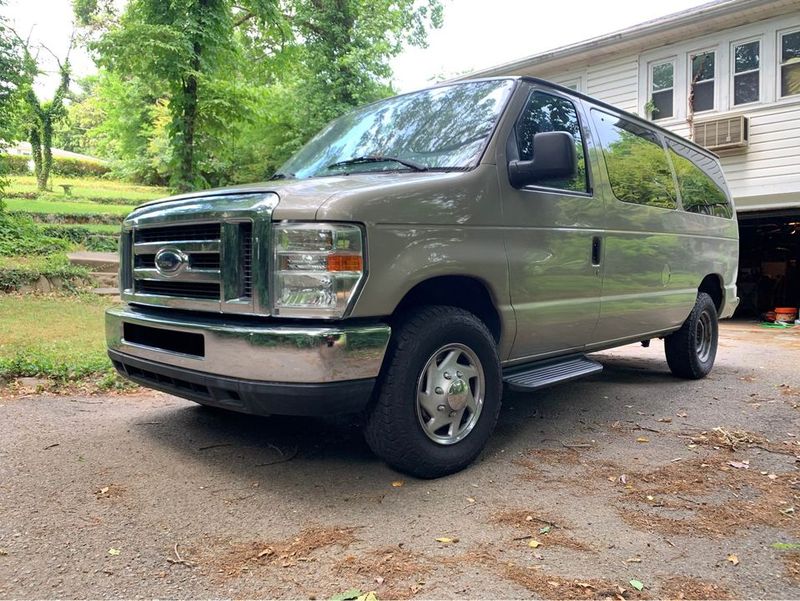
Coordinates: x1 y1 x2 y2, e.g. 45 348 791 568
692 115 749 151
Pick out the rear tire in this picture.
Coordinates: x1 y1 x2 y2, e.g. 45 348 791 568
664 292 718 379
364 306 502 478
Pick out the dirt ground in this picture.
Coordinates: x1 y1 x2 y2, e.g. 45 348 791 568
1 321 799 599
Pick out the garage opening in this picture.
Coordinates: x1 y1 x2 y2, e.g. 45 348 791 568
735 209 800 318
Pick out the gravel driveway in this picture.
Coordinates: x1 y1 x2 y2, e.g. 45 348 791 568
2 322 799 599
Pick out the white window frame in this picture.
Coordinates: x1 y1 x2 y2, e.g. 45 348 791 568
688 48 717 114
648 59 676 120
557 76 583 93
778 27 800 99
730 36 762 107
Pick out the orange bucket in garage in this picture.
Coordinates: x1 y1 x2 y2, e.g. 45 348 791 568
775 307 798 323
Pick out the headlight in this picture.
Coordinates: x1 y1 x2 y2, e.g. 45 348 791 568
272 222 365 318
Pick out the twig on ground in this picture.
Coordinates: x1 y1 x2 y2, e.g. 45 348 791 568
166 543 194 568
256 446 298 466
198 443 233 451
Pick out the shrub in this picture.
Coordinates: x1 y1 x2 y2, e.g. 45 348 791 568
0 154 31 176
85 235 119 252
51 156 111 178
0 154 112 178
0 213 69 256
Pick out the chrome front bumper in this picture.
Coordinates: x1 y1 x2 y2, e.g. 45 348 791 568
106 305 391 384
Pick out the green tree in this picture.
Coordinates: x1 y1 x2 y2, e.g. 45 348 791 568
10 33 73 191
76 0 442 190
0 0 30 201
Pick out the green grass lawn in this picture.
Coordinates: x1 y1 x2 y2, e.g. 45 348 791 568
4 198 134 216
7 175 168 204
42 223 122 234
0 294 114 382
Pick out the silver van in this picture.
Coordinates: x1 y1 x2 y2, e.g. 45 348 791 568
107 77 739 477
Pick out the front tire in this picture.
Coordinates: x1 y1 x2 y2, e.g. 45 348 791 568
664 292 718 379
364 306 502 478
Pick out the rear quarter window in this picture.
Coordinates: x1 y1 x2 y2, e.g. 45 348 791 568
591 109 678 210
666 139 733 219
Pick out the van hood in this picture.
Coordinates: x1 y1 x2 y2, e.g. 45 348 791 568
136 171 467 220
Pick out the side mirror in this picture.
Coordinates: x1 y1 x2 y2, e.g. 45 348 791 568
508 131 577 189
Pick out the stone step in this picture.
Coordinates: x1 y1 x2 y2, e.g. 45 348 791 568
67 251 119 272
92 287 121 297
93 271 119 288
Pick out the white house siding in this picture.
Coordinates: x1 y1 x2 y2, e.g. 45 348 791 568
539 56 640 114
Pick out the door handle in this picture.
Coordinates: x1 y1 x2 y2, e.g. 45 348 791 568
591 236 602 267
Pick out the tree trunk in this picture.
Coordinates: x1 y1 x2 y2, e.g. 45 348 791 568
29 127 46 191
176 65 199 192
41 115 53 192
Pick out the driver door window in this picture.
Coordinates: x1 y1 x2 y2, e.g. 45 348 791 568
514 91 589 193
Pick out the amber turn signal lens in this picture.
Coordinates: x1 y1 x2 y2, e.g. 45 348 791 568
326 254 363 272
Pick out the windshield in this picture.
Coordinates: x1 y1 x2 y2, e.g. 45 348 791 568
278 79 516 179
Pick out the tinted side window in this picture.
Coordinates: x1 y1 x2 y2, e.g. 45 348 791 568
591 110 678 210
666 139 732 219
515 91 588 192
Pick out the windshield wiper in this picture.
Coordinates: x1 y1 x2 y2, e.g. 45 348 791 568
269 171 294 180
326 155 428 172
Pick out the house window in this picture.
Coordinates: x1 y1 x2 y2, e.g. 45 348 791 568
733 40 760 105
560 79 580 92
649 61 674 119
690 51 715 112
780 30 800 97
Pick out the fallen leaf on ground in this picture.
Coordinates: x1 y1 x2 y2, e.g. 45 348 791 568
728 460 750 469
629 579 644 591
727 554 739 566
108 548 121 556
356 593 378 601
772 542 800 550
391 481 404 488
528 539 541 548
539 525 551 535
435 537 458 544
330 589 363 601
636 436 649 443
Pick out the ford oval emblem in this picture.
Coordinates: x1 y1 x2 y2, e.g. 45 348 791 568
154 248 187 277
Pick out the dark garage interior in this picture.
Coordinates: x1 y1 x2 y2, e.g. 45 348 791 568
735 209 800 318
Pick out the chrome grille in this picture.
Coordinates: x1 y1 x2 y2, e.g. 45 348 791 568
133 223 222 301
120 192 276 315
136 223 222 243
240 222 253 299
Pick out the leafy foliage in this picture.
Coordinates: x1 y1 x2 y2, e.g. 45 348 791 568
0 0 30 200
74 0 443 189
0 212 69 256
